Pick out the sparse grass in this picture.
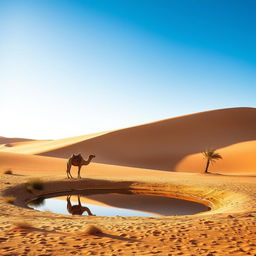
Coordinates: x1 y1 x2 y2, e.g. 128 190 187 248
84 225 103 236
13 221 33 231
3 169 13 175
3 196 16 204
25 178 44 192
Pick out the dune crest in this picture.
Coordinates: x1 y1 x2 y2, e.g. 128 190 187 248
0 131 110 154
37 107 256 174
0 136 35 145
1 107 255 174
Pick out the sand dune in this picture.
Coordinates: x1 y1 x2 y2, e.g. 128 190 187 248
176 140 256 175
1 108 255 255
0 152 65 174
0 131 109 154
2 140 51 148
36 107 256 174
1 107 255 174
0 151 168 178
0 136 35 145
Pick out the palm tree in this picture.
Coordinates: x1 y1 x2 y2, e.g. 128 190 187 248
202 149 222 173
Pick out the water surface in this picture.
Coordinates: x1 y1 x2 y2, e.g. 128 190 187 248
28 190 208 217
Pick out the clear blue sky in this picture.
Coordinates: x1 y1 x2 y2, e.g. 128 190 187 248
1 0 255 139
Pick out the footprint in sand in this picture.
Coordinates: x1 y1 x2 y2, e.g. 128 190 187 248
0 237 7 242
152 230 161 236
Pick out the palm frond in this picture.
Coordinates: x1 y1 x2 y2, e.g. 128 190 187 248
202 149 223 161
202 148 216 158
212 153 222 159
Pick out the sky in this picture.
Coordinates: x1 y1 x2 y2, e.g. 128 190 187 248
1 0 255 139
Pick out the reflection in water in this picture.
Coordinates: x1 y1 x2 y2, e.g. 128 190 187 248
66 195 94 216
28 190 209 217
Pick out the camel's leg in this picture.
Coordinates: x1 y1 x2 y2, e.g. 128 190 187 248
66 161 73 179
78 165 82 179
69 166 74 179
78 195 81 206
66 196 72 214
66 161 70 178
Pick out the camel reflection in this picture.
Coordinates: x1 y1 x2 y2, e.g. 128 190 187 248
66 195 94 216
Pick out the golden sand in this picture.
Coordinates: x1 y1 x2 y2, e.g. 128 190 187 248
0 108 255 255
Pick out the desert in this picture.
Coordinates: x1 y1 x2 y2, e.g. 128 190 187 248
2 1 256 254
0 107 256 256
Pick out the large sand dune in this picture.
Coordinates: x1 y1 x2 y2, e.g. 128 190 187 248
0 136 35 145
0 131 109 154
38 107 256 174
1 107 255 174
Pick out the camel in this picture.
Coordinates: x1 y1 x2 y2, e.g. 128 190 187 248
66 195 94 216
66 153 95 179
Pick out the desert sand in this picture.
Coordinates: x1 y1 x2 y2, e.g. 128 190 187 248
0 107 256 255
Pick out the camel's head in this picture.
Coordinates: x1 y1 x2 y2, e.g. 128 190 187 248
89 154 96 159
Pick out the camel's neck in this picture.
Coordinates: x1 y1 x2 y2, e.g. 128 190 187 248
82 156 93 166
82 207 93 215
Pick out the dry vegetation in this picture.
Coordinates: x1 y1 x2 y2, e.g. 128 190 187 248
3 169 13 175
84 225 103 236
13 221 33 231
25 178 44 192
3 196 16 204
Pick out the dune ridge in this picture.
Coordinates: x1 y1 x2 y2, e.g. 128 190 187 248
0 136 35 145
38 107 256 174
0 131 110 155
1 107 255 174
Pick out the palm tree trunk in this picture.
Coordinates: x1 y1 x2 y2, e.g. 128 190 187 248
204 159 210 173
